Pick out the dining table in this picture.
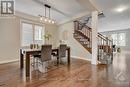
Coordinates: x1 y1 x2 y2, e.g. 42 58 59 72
20 47 70 77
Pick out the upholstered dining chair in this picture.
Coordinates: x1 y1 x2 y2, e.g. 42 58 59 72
33 45 52 72
52 44 67 64
59 44 67 58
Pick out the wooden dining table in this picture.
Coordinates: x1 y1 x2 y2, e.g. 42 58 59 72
20 47 70 77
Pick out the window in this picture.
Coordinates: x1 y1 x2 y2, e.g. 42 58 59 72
34 25 44 45
21 22 44 47
22 23 33 46
118 33 125 46
34 25 43 40
111 34 118 46
111 33 126 46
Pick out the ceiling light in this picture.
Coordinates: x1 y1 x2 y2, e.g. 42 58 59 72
115 6 127 12
39 3 55 24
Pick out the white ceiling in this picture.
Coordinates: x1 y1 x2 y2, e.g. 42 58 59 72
15 0 96 24
93 0 130 32
15 0 68 22
15 0 130 31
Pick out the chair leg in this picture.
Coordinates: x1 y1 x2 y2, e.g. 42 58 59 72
52 56 58 66
31 58 37 70
51 60 55 67
53 57 57 66
42 62 47 73
44 62 48 72
46 61 51 69
59 57 66 65
37 62 47 73
52 56 55 66
59 58 64 64
34 58 37 68
36 58 39 70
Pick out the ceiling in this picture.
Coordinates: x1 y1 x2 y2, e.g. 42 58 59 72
15 0 130 31
93 0 130 32
15 0 96 24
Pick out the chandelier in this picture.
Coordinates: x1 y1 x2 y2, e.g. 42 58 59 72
39 4 55 24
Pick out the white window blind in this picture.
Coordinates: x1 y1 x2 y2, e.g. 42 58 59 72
22 23 33 46
21 22 44 47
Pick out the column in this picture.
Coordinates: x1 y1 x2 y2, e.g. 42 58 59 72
91 11 98 65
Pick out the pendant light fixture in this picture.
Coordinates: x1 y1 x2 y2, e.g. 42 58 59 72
39 4 55 24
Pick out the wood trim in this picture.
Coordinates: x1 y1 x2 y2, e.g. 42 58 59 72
71 56 91 62
0 59 19 65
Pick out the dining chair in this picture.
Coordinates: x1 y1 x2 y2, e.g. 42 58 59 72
59 44 67 57
33 45 52 72
52 44 67 64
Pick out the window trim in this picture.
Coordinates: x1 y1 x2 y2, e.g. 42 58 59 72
20 20 45 47
111 32 126 47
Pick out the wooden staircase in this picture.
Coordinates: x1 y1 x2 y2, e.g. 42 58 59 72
73 20 113 64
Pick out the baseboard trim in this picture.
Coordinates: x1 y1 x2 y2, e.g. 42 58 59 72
0 56 91 64
0 59 19 64
71 56 91 62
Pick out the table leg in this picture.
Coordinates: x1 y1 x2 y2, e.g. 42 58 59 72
26 53 30 77
67 48 70 65
57 50 59 65
20 49 24 69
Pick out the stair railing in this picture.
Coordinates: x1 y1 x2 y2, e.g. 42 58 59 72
74 20 113 61
74 20 92 48
98 33 113 61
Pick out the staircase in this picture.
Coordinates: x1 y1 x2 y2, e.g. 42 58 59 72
73 20 113 64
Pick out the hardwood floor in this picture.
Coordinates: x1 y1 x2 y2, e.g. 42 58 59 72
0 52 130 87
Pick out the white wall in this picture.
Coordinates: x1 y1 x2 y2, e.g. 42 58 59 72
100 29 130 50
45 24 58 47
58 22 91 60
0 11 91 64
0 12 58 64
0 17 20 63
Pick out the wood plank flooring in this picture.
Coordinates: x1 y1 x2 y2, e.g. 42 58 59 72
0 52 130 87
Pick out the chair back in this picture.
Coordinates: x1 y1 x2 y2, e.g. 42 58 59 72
59 44 67 58
41 45 52 62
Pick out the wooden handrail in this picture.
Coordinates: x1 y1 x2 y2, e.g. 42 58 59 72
74 20 113 62
98 33 113 42
74 20 91 30
74 20 112 42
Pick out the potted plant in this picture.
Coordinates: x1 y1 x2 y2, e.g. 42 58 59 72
44 33 52 44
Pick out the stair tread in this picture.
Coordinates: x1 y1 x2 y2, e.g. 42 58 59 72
74 21 113 60
75 30 90 40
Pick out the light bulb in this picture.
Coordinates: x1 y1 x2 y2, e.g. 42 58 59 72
44 18 48 22
48 19 51 23
40 17 43 21
52 20 55 24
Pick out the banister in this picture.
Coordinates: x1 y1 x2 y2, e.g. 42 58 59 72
74 20 112 42
74 20 113 62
